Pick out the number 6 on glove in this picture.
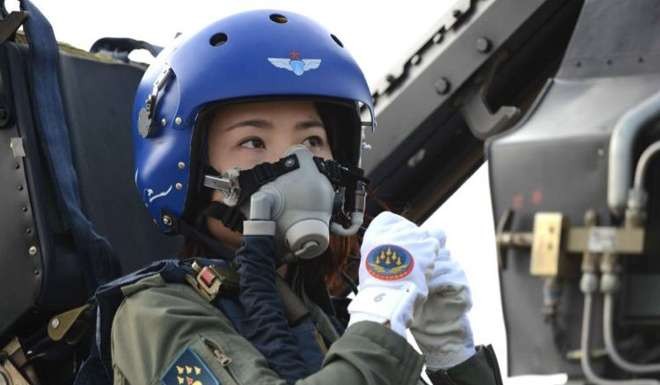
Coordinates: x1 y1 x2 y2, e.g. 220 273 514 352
348 212 438 337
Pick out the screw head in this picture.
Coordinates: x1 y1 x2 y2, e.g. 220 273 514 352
28 245 37 256
284 158 295 168
161 118 167 127
410 54 421 66
175 182 183 190
434 77 451 95
51 317 60 329
476 37 492 53
177 162 186 170
162 215 173 226
175 116 183 125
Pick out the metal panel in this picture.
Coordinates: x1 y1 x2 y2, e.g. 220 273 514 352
364 0 553 174
362 0 583 222
489 73 660 376
558 0 660 79
0 44 41 334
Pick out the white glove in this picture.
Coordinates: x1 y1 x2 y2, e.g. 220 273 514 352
348 212 438 337
411 227 476 370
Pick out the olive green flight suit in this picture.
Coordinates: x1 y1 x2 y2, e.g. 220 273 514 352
110 274 502 385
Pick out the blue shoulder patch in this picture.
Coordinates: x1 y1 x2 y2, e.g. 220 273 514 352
161 347 220 385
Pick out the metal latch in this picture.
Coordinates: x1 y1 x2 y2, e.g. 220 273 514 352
203 168 241 207
9 137 25 158
496 210 645 278
185 261 239 301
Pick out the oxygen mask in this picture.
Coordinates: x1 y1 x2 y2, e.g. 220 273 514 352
203 145 368 260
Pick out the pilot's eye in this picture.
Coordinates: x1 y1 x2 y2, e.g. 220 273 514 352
302 136 325 148
239 137 266 149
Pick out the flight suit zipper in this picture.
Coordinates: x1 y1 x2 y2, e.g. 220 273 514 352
203 338 241 384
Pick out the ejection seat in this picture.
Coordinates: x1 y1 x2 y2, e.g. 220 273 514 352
0 3 181 383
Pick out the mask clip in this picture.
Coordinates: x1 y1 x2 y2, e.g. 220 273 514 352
203 168 241 206
313 158 369 236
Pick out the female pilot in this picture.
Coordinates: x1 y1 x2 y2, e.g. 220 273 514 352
96 9 503 385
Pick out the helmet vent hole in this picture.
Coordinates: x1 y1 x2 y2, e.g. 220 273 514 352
270 14 288 24
210 33 228 47
331 34 344 48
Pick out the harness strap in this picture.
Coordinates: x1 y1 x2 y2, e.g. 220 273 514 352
20 0 119 293
0 11 27 44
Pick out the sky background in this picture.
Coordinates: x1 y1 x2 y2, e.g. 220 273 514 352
7 1 568 383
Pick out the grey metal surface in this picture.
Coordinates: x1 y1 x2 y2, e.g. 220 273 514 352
558 0 660 79
362 0 583 222
488 0 660 377
0 45 41 334
363 0 552 174
489 73 660 378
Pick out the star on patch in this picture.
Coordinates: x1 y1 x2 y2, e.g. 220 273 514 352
268 51 321 76
161 348 219 385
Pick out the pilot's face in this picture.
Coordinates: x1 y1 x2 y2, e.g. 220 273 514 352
207 100 333 172
205 100 334 245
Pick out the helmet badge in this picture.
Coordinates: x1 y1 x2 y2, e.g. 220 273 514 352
268 51 321 76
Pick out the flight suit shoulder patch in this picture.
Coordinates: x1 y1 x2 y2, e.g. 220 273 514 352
161 347 220 385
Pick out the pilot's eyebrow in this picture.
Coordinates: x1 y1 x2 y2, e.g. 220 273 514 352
223 118 325 131
223 119 273 131
295 119 325 130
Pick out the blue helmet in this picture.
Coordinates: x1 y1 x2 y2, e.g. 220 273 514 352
132 10 374 233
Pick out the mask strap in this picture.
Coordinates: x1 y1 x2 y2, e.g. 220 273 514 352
202 201 245 233
203 153 300 207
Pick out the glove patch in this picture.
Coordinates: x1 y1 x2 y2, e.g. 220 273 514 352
365 244 415 281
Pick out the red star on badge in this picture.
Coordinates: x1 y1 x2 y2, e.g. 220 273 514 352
289 51 301 60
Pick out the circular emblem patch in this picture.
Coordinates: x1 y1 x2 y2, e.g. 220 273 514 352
365 244 415 281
